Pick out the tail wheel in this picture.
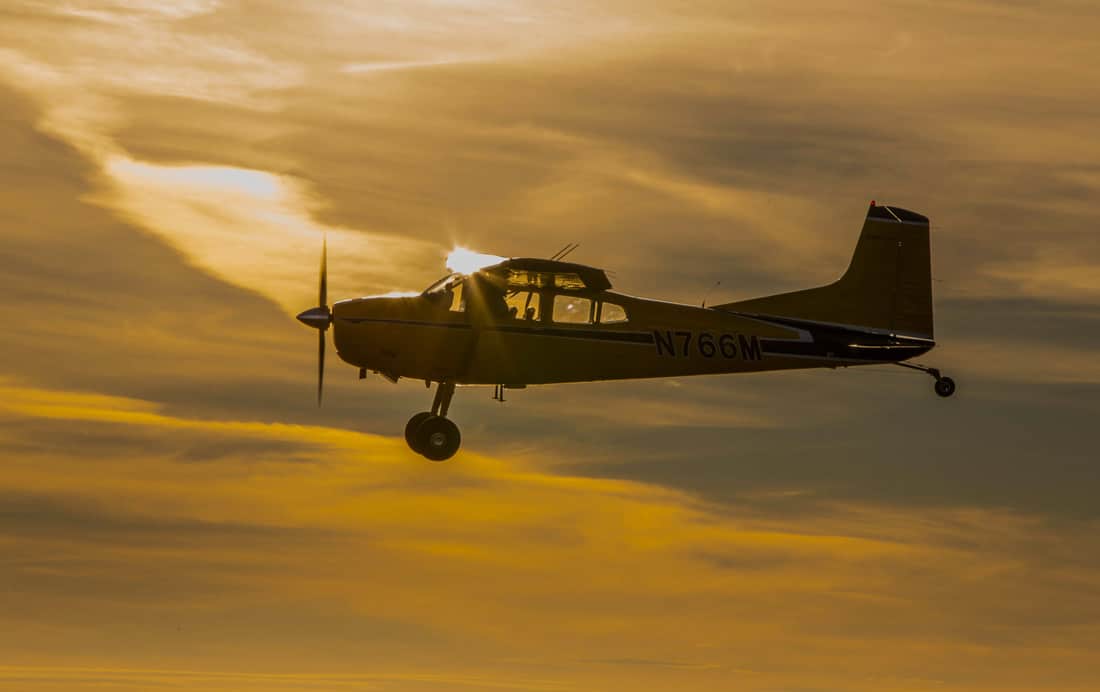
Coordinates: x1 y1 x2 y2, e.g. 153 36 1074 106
416 416 461 461
405 411 435 453
934 377 956 398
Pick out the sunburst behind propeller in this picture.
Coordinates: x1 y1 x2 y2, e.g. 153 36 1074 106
295 236 331 406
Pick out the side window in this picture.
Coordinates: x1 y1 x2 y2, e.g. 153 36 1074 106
553 294 594 324
505 290 541 321
599 302 628 324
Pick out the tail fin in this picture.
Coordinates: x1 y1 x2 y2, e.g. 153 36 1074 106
715 203 934 339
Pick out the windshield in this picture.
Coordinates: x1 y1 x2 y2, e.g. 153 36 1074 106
422 273 466 312
423 273 463 295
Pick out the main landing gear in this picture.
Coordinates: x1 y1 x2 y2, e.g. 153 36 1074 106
405 381 461 461
895 362 957 398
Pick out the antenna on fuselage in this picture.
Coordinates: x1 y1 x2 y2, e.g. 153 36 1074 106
701 280 722 308
549 242 579 261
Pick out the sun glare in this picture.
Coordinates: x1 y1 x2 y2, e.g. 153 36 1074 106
446 247 506 275
370 290 422 298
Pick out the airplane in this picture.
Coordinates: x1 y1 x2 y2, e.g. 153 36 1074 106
297 202 956 461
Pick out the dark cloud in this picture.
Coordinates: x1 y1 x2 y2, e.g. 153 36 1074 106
564 374 1100 517
0 491 328 545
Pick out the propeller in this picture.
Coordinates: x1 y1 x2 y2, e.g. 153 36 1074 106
296 235 331 406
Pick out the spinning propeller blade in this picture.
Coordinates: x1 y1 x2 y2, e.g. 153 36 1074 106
319 235 327 308
318 235 327 406
296 235 331 407
317 328 325 407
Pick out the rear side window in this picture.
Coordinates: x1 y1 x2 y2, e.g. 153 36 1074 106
553 295 594 324
599 302 628 324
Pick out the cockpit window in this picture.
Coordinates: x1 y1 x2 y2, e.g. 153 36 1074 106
505 290 541 321
598 302 628 324
553 294 594 324
423 273 465 312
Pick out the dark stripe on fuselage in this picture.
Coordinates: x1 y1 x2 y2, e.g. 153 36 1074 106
490 324 654 344
339 316 654 345
341 316 472 330
754 316 934 363
759 339 929 362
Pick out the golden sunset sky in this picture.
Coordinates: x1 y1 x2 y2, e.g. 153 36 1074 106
1 1 1099 690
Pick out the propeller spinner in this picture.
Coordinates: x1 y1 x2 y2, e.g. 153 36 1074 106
296 236 331 406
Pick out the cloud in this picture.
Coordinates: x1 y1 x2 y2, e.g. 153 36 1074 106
2 3 1100 688
44 0 220 22
100 156 445 313
983 252 1100 304
938 337 1100 385
1 381 1099 690
0 665 570 691
342 57 490 74
0 0 298 112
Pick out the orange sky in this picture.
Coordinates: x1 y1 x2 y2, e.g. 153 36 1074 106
1 1 1099 690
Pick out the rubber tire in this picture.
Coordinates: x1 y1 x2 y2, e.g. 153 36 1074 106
405 412 435 453
416 416 461 462
934 377 956 398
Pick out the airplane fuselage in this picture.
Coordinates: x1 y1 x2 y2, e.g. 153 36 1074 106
331 291 934 386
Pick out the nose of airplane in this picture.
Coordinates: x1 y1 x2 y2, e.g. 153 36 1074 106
296 306 331 330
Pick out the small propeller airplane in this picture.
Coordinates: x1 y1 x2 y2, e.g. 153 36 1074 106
297 202 956 461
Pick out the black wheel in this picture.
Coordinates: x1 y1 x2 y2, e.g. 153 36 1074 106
934 376 956 398
416 416 461 461
404 412 435 453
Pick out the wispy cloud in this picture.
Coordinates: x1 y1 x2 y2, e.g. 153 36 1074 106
100 156 444 313
342 57 489 74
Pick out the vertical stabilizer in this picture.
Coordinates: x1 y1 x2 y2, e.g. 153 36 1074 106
715 203 934 338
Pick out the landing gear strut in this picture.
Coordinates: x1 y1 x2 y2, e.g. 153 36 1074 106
895 362 957 398
405 381 461 461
